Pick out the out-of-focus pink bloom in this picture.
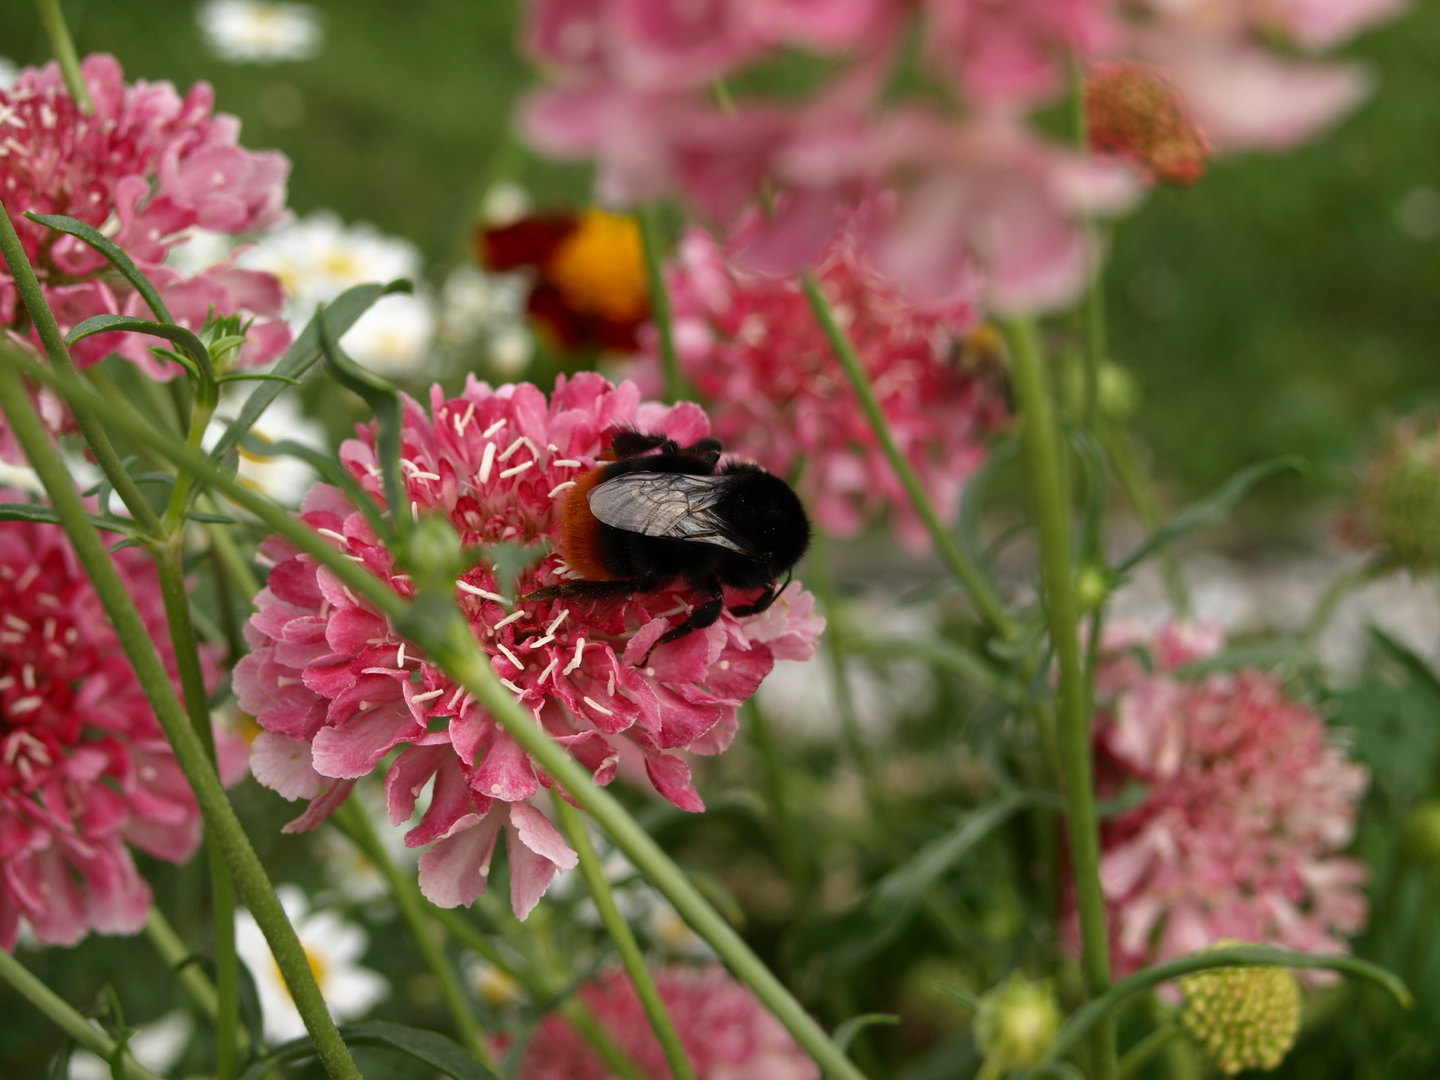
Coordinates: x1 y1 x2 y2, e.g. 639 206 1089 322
0 509 236 952
234 374 824 918
0 54 291 372
628 207 1007 547
511 964 819 1080
1080 622 1369 976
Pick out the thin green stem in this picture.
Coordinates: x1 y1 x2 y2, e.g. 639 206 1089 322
742 699 813 913
1116 1022 1181 1080
12 344 874 1080
1021 945 1411 1077
332 799 496 1070
34 0 92 112
1303 558 1389 645
0 365 364 1080
802 273 1018 640
554 797 698 1080
639 206 686 403
1099 425 1189 615
144 906 220 1020
202 499 263 603
435 910 651 1080
0 199 163 535
0 949 166 1080
1004 316 1116 1080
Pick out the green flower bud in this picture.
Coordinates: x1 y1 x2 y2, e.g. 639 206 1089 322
1075 566 1109 611
402 514 465 595
1097 361 1140 422
1404 799 1440 863
1373 432 1440 570
974 973 1061 1077
1179 944 1301 1075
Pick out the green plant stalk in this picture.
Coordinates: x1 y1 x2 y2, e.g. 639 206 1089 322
202 498 263 602
1098 424 1189 614
0 366 364 1080
802 273 1018 640
554 796 699 1080
639 206 686 403
1115 1022 1180 1080
0 200 164 536
1022 945 1411 1077
742 698 814 912
1303 557 1388 644
432 908 651 1080
332 800 496 1070
144 906 220 1020
162 388 221 534
0 948 166 1080
34 0 92 112
1004 316 1116 1080
153 538 242 1080
11 346 875 1080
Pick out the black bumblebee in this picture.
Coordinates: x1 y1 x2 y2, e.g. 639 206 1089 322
524 431 811 663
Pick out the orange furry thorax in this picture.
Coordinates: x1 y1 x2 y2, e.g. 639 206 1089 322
555 467 617 580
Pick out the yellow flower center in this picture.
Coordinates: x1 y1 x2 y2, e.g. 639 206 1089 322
546 209 648 323
272 945 328 1002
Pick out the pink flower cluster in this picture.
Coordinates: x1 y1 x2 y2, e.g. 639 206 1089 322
520 0 1404 312
632 207 1008 547
235 374 824 919
0 513 236 952
512 964 819 1080
1086 622 1368 975
0 54 291 382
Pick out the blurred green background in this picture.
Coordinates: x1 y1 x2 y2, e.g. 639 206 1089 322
4 0 1438 525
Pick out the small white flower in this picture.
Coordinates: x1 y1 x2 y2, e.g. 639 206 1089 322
341 291 438 378
164 227 244 275
487 322 534 377
236 884 389 1043
0 57 20 91
463 954 526 1009
70 1012 193 1080
197 0 324 64
481 182 532 227
205 388 327 508
0 459 44 496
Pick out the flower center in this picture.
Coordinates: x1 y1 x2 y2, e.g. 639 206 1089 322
545 209 648 323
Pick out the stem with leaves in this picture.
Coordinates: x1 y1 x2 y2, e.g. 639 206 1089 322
1004 316 1116 1080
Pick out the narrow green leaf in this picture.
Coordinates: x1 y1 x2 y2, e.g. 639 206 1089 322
211 281 406 462
1173 639 1320 678
1113 457 1304 575
0 502 137 535
66 314 208 375
25 213 172 323
236 1021 497 1080
1369 626 1440 703
186 511 235 524
237 433 392 543
937 985 982 1010
832 1013 899 1055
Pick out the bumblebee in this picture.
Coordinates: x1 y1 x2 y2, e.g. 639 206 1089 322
524 432 811 663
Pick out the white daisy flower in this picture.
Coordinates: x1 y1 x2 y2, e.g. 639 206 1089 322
236 884 389 1044
480 181 531 228
341 291 438 378
205 387 328 508
197 0 324 64
69 1011 193 1080
0 57 20 91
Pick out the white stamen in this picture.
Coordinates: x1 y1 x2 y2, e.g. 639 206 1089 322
482 418 506 438
447 686 467 711
497 642 524 670
478 440 496 484
396 643 407 667
15 564 40 592
645 667 656 677
563 637 586 675
317 528 349 545
455 402 476 434
3 614 30 632
499 460 533 480
546 609 570 635
538 657 559 685
457 580 508 603
719 660 730 670
10 696 43 715
583 696 613 716
493 609 525 630
607 671 615 696
501 678 525 696
553 459 582 468
0 677 13 690
22 664 35 691
548 481 576 498
526 634 555 650
411 688 445 703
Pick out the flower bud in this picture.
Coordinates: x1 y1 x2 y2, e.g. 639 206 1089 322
1404 799 1440 863
401 514 466 595
1366 424 1440 570
1178 944 1301 1075
1076 566 1109 611
974 973 1061 1074
1097 361 1140 422
1084 61 1210 186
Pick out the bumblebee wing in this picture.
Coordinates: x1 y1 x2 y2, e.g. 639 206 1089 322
587 472 749 555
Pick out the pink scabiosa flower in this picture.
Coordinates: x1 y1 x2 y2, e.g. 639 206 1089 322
631 204 1008 548
234 373 824 918
0 509 236 952
1081 622 1369 976
0 54 292 454
511 964 819 1080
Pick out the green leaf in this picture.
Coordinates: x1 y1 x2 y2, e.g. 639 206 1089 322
937 985 982 1010
236 1020 497 1080
826 1013 899 1076
852 636 1020 702
1368 626 1440 703
958 434 1020 569
216 371 303 386
210 281 406 462
66 314 209 376
237 432 392 544
1113 456 1305 576
185 510 235 524
25 213 172 323
1173 638 1320 678
0 502 137 536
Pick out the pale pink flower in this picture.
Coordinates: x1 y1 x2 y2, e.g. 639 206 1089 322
1082 622 1369 976
0 54 291 372
234 373 824 918
628 207 1007 547
0 510 237 952
511 964 819 1080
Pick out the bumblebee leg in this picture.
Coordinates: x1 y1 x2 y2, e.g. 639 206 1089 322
637 583 724 666
727 571 791 617
520 580 637 603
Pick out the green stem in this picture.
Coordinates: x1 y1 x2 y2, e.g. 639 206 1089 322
0 365 364 1080
1004 316 1116 1080
11 345 874 1080
1022 945 1411 1077
1302 558 1389 645
0 949 166 1080
554 797 698 1080
0 198 163 536
154 537 240 1080
639 206 686 403
802 273 1018 640
1116 1022 1181 1080
144 906 219 1021
34 0 92 112
332 799 496 1070
1098 425 1189 615
742 699 813 913
432 908 652 1080
202 498 263 603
